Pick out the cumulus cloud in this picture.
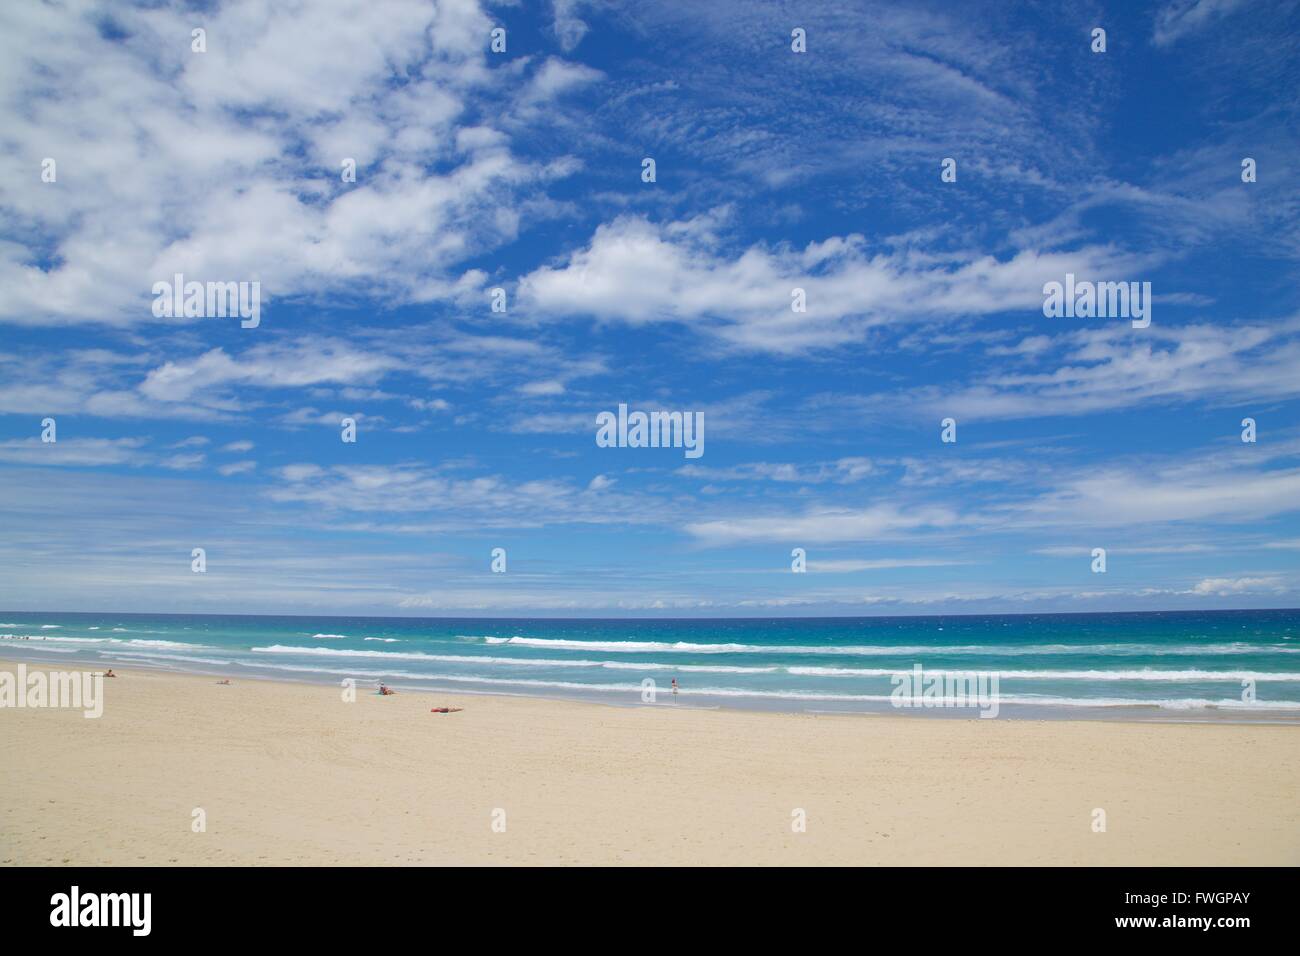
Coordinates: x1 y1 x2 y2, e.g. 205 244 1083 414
517 212 1148 353
139 340 400 404
0 0 574 326
520 56 603 103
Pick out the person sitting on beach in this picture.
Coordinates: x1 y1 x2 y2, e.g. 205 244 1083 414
104 669 116 678
379 683 396 696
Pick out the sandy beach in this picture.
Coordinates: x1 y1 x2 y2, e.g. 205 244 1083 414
2 659 1298 866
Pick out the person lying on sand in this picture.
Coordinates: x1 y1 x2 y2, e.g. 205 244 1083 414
217 679 231 685
430 707 463 713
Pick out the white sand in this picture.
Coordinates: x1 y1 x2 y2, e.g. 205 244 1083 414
2 661 1298 865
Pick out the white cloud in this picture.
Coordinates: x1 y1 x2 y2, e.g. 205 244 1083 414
1153 0 1246 46
518 213 1147 353
686 504 959 546
1033 544 1215 557
279 408 377 429
521 56 603 103
1187 575 1282 595
1007 464 1300 529
0 0 572 326
878 317 1300 421
810 558 966 572
139 341 401 404
266 461 673 531
552 0 592 52
159 453 206 471
677 458 873 484
0 437 147 467
408 397 452 412
278 464 326 482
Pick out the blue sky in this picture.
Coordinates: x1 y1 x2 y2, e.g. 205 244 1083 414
1 0 1299 616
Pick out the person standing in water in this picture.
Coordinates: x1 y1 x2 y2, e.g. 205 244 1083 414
671 677 678 696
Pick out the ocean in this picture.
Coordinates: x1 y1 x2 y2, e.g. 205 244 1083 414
3 609 1299 720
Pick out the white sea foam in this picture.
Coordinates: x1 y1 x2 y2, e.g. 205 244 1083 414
602 661 778 674
20 636 117 644
8 635 204 649
482 636 754 653
311 633 348 639
786 666 1300 682
247 644 776 674
478 636 1294 657
251 644 605 667
112 652 237 667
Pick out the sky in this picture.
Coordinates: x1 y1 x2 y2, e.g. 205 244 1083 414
0 0 1298 617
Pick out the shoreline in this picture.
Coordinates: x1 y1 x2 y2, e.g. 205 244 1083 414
3 644 1299 725
3 658 1299 865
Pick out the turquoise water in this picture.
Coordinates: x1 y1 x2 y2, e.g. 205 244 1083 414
3 610 1299 719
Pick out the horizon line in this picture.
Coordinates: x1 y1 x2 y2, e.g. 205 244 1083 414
2 606 1297 622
